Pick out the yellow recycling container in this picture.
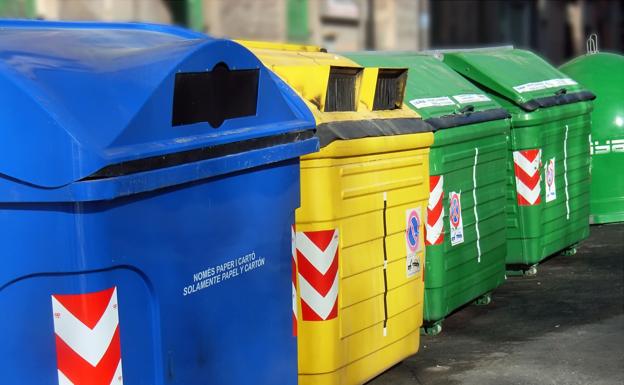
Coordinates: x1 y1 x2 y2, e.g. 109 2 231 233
242 41 434 385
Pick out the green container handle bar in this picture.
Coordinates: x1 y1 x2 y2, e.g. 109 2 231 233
586 34 599 55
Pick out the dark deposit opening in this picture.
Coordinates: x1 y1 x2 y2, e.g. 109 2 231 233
324 66 361 112
172 64 259 128
373 68 407 110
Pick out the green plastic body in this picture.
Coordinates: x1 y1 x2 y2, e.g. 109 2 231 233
443 48 593 268
425 120 509 321
345 53 509 322
560 53 624 224
503 101 592 265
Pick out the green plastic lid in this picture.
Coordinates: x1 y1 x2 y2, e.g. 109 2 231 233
442 48 595 111
344 52 509 129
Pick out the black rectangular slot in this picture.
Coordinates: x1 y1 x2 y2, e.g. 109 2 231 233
324 67 361 112
172 66 259 128
373 68 407 110
84 130 313 179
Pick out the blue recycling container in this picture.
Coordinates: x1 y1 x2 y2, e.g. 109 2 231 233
0 20 318 385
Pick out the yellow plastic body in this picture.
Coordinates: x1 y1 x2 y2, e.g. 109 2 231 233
297 136 431 385
242 41 432 385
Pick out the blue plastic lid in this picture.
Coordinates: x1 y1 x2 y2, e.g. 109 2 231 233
0 20 315 188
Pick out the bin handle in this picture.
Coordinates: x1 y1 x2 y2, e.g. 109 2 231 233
459 105 475 114
586 34 599 55
555 88 568 96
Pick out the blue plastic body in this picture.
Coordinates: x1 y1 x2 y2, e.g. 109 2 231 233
0 20 318 385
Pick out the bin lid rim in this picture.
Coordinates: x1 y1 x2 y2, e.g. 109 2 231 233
315 117 433 147
425 108 510 130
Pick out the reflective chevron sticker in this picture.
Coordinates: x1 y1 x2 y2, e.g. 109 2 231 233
425 175 444 246
51 287 123 385
513 149 542 206
291 225 298 336
296 229 339 321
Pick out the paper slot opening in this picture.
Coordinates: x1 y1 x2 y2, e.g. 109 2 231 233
324 66 362 112
373 68 408 111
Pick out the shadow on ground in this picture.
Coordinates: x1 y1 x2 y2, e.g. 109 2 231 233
368 223 624 385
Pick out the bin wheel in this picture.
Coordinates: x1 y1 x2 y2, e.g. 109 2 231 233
562 245 578 256
524 265 538 276
422 322 443 336
474 292 492 306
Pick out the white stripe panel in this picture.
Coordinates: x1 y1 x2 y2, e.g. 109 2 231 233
291 226 296 260
515 151 542 174
513 151 541 176
426 175 444 244
564 125 570 220
513 151 539 176
428 176 444 209
295 230 338 274
57 370 74 385
109 360 124 385
292 282 297 318
52 288 119 367
426 219 444 244
472 148 482 262
298 273 339 320
515 177 541 205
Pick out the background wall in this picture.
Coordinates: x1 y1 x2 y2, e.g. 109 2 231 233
0 0 621 63
430 0 623 64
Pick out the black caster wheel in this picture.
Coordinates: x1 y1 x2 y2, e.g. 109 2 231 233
474 292 492 306
524 265 538 276
421 322 443 336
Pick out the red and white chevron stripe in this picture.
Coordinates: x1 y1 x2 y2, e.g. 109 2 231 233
426 175 444 246
291 225 298 336
513 149 542 206
51 287 123 385
296 229 339 321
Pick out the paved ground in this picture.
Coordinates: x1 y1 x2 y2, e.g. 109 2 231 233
369 223 624 385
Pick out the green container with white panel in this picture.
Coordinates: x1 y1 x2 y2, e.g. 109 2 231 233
443 48 595 275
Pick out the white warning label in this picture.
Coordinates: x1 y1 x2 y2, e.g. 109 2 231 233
512 78 577 93
409 96 455 109
452 93 491 104
545 158 557 202
183 251 265 296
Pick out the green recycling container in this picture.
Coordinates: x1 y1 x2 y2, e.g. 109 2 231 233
443 48 595 274
345 52 510 332
560 52 624 224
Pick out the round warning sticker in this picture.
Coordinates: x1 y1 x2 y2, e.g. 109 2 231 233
450 193 461 227
546 161 554 186
545 158 557 202
449 192 464 246
406 209 421 253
